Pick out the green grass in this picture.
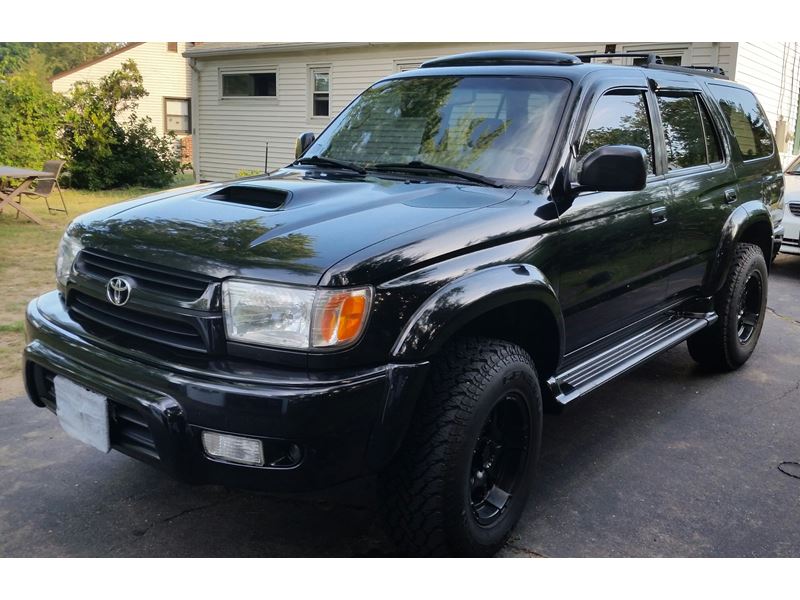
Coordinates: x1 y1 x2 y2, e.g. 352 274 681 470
0 172 195 393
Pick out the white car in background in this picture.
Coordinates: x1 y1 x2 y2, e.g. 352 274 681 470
782 155 800 255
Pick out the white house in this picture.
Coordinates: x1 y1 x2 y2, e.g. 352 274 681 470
184 42 800 182
51 42 194 159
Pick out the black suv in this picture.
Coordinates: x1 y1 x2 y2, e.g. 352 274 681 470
24 51 784 556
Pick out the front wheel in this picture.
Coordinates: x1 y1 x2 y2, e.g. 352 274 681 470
378 337 542 557
688 243 768 370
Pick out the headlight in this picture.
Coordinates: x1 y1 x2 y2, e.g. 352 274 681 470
222 280 372 350
55 233 83 287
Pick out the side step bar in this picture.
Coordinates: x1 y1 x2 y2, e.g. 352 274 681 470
548 314 717 406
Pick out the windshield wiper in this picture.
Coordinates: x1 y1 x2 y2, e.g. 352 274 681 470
371 160 502 188
293 155 367 175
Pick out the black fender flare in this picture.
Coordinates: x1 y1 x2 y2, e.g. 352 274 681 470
391 263 565 364
703 201 773 296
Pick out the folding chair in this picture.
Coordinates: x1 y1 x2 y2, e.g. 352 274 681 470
14 160 68 216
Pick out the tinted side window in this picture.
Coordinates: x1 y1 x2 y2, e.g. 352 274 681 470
698 98 722 164
581 90 654 173
657 93 707 170
708 84 773 160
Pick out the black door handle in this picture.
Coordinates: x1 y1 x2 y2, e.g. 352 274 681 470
650 206 668 225
724 189 738 204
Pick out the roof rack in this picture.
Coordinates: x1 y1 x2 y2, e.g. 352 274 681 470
575 52 728 79
421 51 583 69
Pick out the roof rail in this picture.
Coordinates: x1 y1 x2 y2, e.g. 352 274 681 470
575 52 728 79
421 51 583 68
576 52 664 65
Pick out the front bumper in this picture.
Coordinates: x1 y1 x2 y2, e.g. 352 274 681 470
24 291 428 492
779 215 800 255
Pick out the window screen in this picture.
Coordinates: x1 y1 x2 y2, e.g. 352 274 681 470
708 84 773 160
222 72 277 97
165 98 190 134
311 70 330 117
581 90 654 173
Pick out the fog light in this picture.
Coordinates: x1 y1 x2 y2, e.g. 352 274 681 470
202 431 264 466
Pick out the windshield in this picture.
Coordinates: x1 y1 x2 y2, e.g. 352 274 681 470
787 156 800 175
304 75 571 184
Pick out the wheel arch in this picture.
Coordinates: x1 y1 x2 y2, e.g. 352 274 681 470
391 264 565 381
704 202 774 296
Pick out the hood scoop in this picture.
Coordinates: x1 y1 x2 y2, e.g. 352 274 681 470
205 185 289 210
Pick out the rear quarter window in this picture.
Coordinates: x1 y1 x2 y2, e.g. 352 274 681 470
708 84 774 160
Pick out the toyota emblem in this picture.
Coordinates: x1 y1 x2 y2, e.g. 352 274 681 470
106 276 132 306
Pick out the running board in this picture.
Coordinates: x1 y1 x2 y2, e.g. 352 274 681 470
548 314 717 406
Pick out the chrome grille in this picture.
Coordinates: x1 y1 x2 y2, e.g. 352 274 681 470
788 203 800 217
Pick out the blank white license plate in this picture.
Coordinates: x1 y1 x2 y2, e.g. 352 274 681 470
54 375 110 453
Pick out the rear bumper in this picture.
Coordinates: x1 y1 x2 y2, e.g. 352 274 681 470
24 291 428 492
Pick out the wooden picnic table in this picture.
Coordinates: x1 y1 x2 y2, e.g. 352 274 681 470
0 165 53 225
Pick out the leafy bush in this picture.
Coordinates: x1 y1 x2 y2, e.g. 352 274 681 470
0 70 65 169
62 60 179 190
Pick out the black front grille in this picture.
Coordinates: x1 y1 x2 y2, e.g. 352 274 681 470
69 291 208 353
77 249 213 301
28 364 159 461
110 402 159 461
789 203 800 217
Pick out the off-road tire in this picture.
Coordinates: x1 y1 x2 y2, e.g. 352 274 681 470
378 337 542 557
687 243 768 370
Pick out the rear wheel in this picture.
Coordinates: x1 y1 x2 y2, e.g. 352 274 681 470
378 337 542 557
687 243 768 370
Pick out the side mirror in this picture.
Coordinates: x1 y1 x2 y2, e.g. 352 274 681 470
295 132 316 159
577 145 648 193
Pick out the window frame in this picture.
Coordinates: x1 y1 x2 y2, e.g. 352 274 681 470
654 90 726 175
218 67 279 101
163 97 191 135
308 65 331 119
166 42 178 53
575 85 660 178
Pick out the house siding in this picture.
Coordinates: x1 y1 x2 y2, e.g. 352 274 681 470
52 42 192 138
190 42 739 181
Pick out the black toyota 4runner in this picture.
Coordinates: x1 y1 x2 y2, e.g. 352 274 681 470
24 51 784 556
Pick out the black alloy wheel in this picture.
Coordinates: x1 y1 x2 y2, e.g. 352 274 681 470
469 392 530 527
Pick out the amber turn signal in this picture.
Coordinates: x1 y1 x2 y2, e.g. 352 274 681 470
311 287 372 348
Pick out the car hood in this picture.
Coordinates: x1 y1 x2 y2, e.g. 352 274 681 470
70 169 516 285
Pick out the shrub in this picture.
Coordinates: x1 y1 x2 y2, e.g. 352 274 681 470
62 60 179 190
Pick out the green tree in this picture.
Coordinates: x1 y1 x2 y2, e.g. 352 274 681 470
0 42 120 81
0 70 65 168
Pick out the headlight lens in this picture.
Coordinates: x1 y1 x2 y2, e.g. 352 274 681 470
222 280 372 350
55 233 83 287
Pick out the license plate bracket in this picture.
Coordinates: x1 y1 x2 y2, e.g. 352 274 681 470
55 375 111 453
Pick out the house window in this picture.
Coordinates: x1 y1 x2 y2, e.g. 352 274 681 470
395 62 422 72
311 69 329 117
222 72 277 97
165 98 190 134
633 55 683 66
167 42 178 52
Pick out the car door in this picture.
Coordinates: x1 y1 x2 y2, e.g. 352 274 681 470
647 76 739 300
705 82 785 247
557 79 674 353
